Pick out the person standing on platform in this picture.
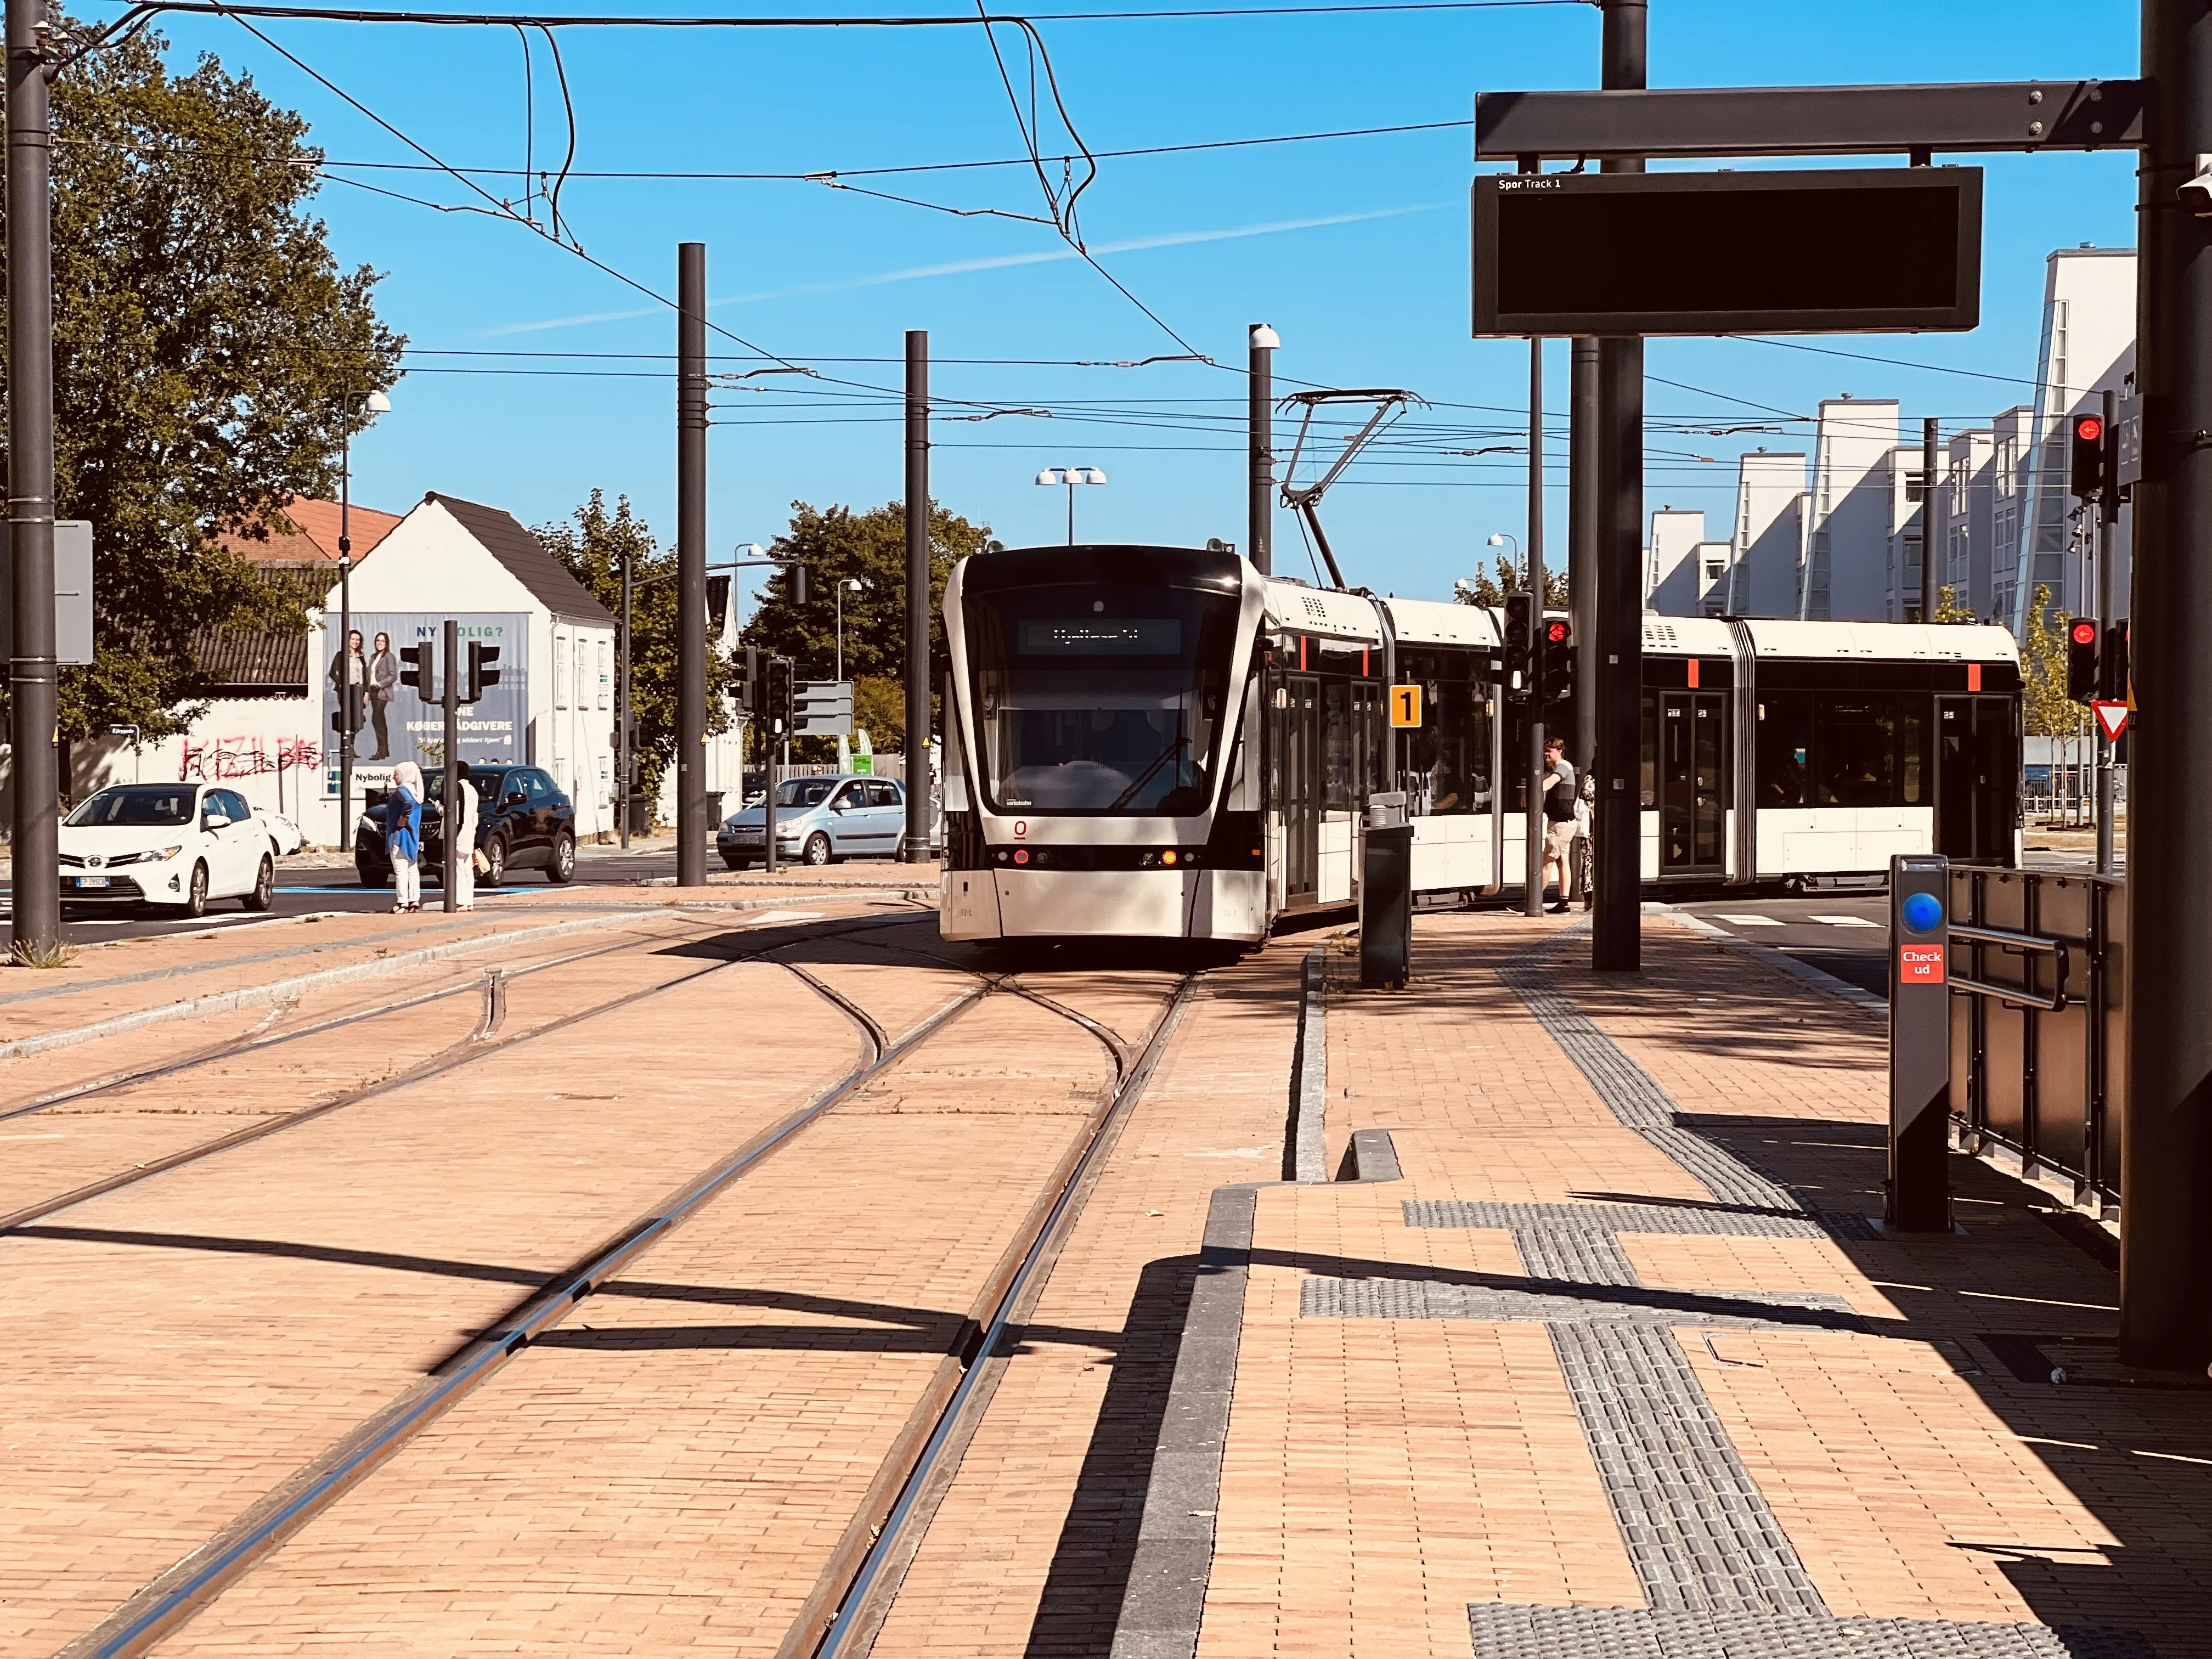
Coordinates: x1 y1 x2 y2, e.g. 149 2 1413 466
451 763 481 911
1540 736 1577 915
388 761 424 913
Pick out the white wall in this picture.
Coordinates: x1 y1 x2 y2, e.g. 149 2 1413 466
1726 454 1808 617
1643 508 1707 616
1802 399 1900 620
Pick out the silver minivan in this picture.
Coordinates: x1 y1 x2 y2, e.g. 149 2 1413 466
718 774 906 868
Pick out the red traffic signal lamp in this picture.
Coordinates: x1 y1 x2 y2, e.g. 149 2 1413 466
1542 617 1575 703
2066 616 2101 703
2069 413 2109 500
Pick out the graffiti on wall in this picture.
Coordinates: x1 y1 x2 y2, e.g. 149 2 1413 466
182 736 325 781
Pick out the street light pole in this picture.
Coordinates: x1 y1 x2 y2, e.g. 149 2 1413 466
619 540 633 850
7 0 60 953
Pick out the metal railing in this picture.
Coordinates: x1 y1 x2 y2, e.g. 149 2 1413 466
1948 866 2123 1212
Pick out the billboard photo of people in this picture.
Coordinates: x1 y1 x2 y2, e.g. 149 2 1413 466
326 613 529 795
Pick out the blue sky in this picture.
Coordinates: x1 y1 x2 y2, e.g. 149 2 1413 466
117 0 2139 606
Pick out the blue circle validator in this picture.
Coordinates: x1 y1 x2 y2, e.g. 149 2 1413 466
1900 891 1945 934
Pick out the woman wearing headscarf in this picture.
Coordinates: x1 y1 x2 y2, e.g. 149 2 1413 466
388 760 424 913
450 763 481 911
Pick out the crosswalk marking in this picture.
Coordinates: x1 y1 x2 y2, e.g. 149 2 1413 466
1713 914 1783 926
1809 914 1880 928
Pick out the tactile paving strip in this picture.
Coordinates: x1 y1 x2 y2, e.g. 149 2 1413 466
1402 930 2141 1658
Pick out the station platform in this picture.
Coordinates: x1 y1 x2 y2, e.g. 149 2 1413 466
1117 911 2209 1659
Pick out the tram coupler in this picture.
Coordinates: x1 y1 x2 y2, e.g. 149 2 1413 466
1885 854 1953 1232
1361 793 1413 990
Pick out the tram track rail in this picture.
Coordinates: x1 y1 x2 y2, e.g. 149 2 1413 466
55 913 1198 1659
0 912 878 1235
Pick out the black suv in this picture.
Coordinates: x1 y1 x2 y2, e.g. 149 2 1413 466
355 765 578 888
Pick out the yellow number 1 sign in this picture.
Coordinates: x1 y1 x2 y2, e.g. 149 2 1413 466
1389 684 1423 729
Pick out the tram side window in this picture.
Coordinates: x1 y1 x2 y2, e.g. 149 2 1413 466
1396 647 1488 814
1640 693 1657 808
1323 681 1353 810
1817 697 1898 807
1756 692 1815 808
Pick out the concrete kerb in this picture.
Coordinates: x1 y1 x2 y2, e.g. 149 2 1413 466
1648 902 1887 1016
0 893 904 1064
1110 953 1402 1659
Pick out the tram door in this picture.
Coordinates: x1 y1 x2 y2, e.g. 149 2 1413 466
1658 691 1727 875
1936 696 2016 862
1274 674 1322 903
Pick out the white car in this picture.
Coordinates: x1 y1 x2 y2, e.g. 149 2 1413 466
261 810 306 856
60 783 277 917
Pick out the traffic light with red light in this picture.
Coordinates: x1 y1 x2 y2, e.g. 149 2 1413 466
1541 617 1575 704
2069 413 2108 501
2065 617 2101 703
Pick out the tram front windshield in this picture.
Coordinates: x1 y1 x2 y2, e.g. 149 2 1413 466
966 580 1239 815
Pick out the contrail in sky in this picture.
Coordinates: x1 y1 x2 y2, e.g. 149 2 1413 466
484 203 1442 337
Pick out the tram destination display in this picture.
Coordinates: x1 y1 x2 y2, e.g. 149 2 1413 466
1471 166 1982 337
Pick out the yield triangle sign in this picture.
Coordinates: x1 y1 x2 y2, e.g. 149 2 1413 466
2093 699 2129 742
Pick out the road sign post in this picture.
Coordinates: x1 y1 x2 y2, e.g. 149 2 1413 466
1888 855 1953 1234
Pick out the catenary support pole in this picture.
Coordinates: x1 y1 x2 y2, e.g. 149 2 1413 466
1570 338 1599 789
619 546 631 850
8 0 59 953
1525 337 1547 918
2122 0 2212 1372
2097 386 2118 877
441 618 459 913
1591 0 1646 973
1249 323 1276 575
675 242 708 888
903 329 932 862
1920 416 1939 622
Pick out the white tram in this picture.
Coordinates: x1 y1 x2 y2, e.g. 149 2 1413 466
938 543 2022 944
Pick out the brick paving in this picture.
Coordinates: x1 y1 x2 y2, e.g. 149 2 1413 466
148 938 1175 1654
1189 911 2210 1659
0 938 866 1655
871 946 1301 1658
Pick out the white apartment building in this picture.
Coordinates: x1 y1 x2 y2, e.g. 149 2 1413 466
1798 398 1900 620
1936 427 1997 619
2006 246 2135 631
1881 442 1930 622
1722 451 1809 617
1643 507 1710 614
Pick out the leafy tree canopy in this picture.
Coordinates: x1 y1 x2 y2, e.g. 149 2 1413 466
742 499 992 756
536 491 736 787
2021 584 2087 739
2 25 402 740
1455 554 1568 610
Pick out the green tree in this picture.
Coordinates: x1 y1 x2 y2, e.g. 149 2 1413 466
1454 554 1568 610
1932 584 1977 624
536 491 733 787
2021 584 2085 739
1 25 403 741
742 499 993 759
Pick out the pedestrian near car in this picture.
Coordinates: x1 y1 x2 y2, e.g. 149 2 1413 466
388 760 424 913
367 632 399 761
451 763 481 910
1540 736 1577 915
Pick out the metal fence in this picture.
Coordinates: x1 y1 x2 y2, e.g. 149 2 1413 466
1948 866 2124 1214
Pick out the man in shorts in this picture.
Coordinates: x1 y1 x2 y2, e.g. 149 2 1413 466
1540 736 1577 915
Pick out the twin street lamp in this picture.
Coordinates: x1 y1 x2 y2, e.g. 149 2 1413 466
1035 465 1108 545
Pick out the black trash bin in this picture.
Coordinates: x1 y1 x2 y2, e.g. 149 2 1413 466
1361 799 1413 990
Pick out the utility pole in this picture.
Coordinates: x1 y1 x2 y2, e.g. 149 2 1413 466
7 0 59 953
902 329 932 862
618 545 632 850
2123 0 2212 1373
441 618 459 913
1920 417 1939 623
1524 337 1547 918
1570 338 1599 794
1249 323 1278 576
675 242 708 888
2096 386 2118 877
1591 0 1646 973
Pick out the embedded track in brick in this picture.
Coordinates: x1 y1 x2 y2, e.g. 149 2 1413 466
45 913 1198 1659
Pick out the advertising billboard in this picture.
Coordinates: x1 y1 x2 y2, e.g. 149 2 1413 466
324 613 529 795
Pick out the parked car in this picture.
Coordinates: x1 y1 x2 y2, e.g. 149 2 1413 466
354 765 577 888
59 782 276 917
718 774 905 870
262 810 306 856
